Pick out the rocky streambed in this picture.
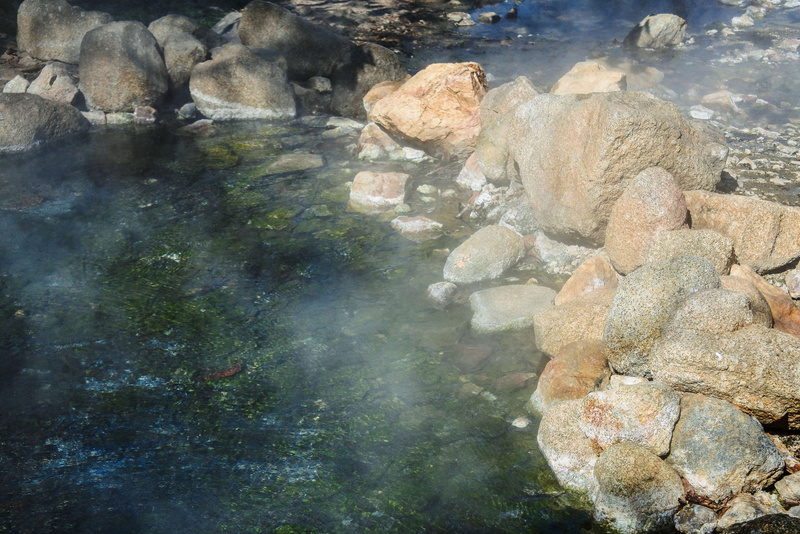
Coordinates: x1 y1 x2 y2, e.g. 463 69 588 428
2 0 800 533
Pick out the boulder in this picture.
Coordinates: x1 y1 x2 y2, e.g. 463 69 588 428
666 394 784 502
475 76 540 184
148 15 209 95
330 43 408 120
239 0 355 80
79 21 169 112
730 264 800 338
3 75 29 93
716 492 786 530
534 288 615 357
776 471 800 503
507 92 727 245
580 381 681 456
667 288 772 333
603 255 720 377
624 14 687 49
189 44 295 121
469 284 556 334
720 275 773 327
456 152 487 191
27 63 79 104
550 60 626 95
367 62 487 158
652 324 800 428
592 57 664 91
426 281 457 310
390 215 443 242
347 171 411 214
555 255 618 306
443 225 525 284
719 513 800 533
357 122 414 161
529 340 610 415
674 504 718 534
210 11 241 45
17 0 112 64
536 399 599 498
604 167 688 275
645 228 735 275
685 190 800 273
593 442 684 534
0 93 89 153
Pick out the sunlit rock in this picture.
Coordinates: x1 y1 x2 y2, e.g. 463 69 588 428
390 215 443 242
550 60 626 95
730 265 799 337
347 171 411 214
554 255 618 306
469 284 556 334
645 229 735 275
624 14 687 49
533 288 615 358
443 225 525 284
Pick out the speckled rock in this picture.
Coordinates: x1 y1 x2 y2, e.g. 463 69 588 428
667 288 772 333
426 281 457 310
443 225 525 284
730 264 800 338
537 399 599 498
775 471 800 503
554 255 618 306
347 171 411 214
390 215 443 242
550 60 626 95
719 514 800 533
0 93 89 153
580 381 681 456
716 492 786 530
685 190 800 273
469 284 556 334
674 504 717 534
604 167 687 275
27 63 79 104
475 76 540 184
603 255 720 377
720 275 773 327
787 269 800 299
456 152 487 191
624 14 687 49
534 288 615 357
593 442 684 534
147 15 209 95
645 229 735 275
666 394 784 503
528 340 610 415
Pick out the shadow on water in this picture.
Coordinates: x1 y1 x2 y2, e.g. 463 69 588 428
0 125 599 533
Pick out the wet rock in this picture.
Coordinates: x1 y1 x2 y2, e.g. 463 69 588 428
17 0 113 64
645 229 735 275
685 190 800 273
534 287 615 357
426 281 457 309
507 92 726 245
603 255 720 377
716 492 785 530
0 93 89 153
580 381 680 456
239 0 355 80
456 152 487 191
537 399 599 498
390 215 443 242
666 394 783 503
604 167 688 275
348 171 411 214
689 105 714 120
133 106 157 125
330 42 408 120
367 62 487 158
148 15 209 96
3 75 29 93
730 264 800 338
477 12 500 24
266 153 324 174
593 442 684 534
731 15 755 28
719 513 800 533
81 110 105 126
189 44 295 121
720 275 773 326
442 225 525 284
528 339 610 416
776 471 800 503
177 119 214 137
554 255 618 306
27 63 79 104
701 90 741 113
652 324 800 428
494 373 537 393
674 504 717 534
624 14 687 49
446 343 492 372
79 21 169 112
469 284 556 334
550 60 626 95
475 76 540 184
529 230 596 276
356 122 426 162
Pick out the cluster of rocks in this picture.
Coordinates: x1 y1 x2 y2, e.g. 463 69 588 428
1 0 408 152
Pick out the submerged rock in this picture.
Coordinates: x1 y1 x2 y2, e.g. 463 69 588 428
0 93 89 153
390 215 443 242
469 284 556 334
442 225 525 284
347 171 411 214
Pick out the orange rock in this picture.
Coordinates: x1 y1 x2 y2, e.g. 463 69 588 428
730 264 800 338
555 255 618 306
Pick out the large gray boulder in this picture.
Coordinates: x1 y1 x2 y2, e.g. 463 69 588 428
469 284 556 333
593 442 684 534
189 44 296 121
147 15 209 96
666 394 784 503
505 92 727 245
17 0 112 64
0 93 89 153
79 21 169 112
239 0 355 80
603 255 720 377
443 225 525 284
685 190 800 273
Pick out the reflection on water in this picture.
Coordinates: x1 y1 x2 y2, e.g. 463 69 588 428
0 124 590 532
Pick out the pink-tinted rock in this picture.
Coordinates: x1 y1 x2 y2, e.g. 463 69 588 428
443 225 525 284
456 152 487 191
730 264 800 338
554 255 618 306
390 215 443 242
533 287 615 357
367 62 487 158
550 60 626 95
605 167 688 275
348 171 411 214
